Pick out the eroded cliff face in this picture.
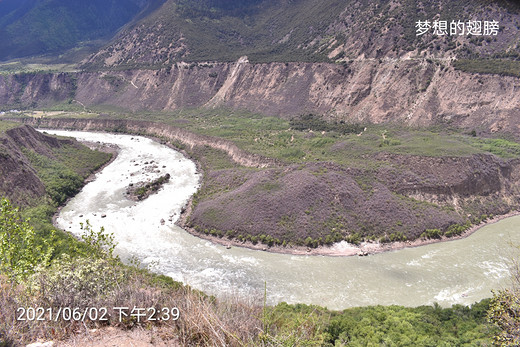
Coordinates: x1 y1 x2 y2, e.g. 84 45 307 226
0 123 113 207
1 59 520 134
0 73 76 108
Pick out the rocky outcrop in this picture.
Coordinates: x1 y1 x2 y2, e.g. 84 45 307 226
1 59 520 134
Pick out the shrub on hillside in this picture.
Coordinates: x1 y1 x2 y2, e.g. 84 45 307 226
0 197 53 282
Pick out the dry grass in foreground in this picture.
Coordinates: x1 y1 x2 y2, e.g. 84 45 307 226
0 263 264 346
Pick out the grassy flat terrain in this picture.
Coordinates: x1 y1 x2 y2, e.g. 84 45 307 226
0 61 79 74
113 110 520 165
454 59 520 78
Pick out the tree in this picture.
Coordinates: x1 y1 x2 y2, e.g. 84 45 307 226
78 219 116 259
488 249 520 345
0 197 53 281
488 289 520 345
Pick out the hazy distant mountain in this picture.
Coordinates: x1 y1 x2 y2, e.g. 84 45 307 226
0 0 165 61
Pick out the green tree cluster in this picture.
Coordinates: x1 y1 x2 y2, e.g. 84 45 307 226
0 197 53 282
325 302 494 346
290 114 364 135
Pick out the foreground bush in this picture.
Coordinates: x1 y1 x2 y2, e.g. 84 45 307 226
0 198 53 282
488 289 520 346
488 253 520 346
0 269 264 346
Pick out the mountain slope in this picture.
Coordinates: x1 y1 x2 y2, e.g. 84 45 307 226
83 0 520 69
0 121 111 208
2 58 520 134
0 0 165 61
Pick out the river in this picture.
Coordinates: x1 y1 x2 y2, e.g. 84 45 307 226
44 130 519 310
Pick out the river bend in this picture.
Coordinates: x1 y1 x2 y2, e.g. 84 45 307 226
44 130 519 310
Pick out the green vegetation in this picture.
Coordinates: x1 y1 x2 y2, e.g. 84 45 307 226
0 123 112 256
22 146 111 253
488 289 520 345
0 198 53 282
454 59 520 78
0 120 19 134
120 111 520 168
0 195 499 346
290 113 364 135
24 109 520 166
0 61 79 75
487 246 520 345
131 173 171 200
258 299 496 345
324 301 494 345
467 138 520 158
421 218 490 240
21 143 110 206
22 148 83 206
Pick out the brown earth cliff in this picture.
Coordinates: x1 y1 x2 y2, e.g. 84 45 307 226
0 123 112 208
1 59 520 134
0 125 83 206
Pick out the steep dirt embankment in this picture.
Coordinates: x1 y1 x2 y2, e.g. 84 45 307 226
1 59 520 133
15 117 277 168
0 125 74 205
376 152 516 202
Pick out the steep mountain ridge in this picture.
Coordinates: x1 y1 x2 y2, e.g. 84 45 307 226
82 0 520 69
